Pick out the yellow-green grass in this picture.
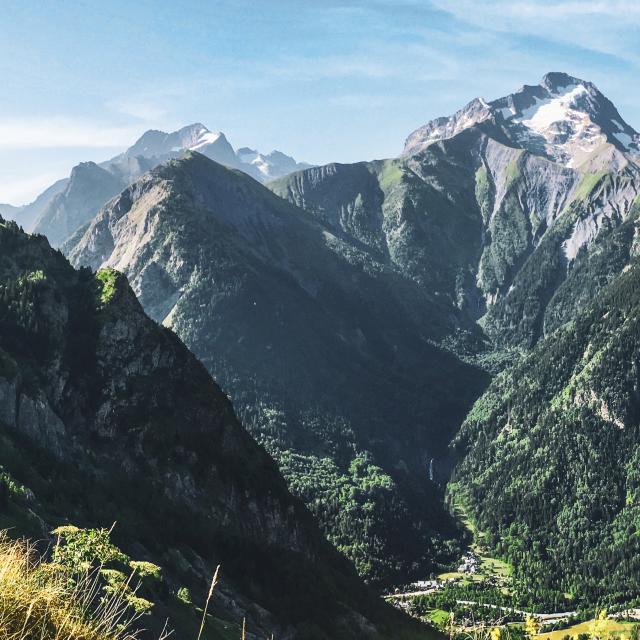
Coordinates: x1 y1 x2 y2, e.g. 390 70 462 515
436 571 485 584
480 556 513 578
0 534 136 640
536 619 635 640
425 609 451 627
449 494 515 580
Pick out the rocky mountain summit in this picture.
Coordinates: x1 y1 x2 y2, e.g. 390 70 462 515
403 72 640 171
273 73 640 350
118 123 312 183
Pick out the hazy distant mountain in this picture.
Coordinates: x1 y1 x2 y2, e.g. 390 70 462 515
9 123 311 247
237 146 313 182
116 123 240 168
114 122 311 182
0 203 21 219
32 162 125 247
1 178 68 231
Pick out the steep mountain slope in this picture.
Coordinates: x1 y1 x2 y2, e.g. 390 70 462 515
66 151 489 585
449 232 640 604
0 215 425 640
32 162 126 247
271 73 640 351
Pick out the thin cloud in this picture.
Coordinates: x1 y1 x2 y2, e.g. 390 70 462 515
430 0 640 62
109 99 169 122
0 117 144 149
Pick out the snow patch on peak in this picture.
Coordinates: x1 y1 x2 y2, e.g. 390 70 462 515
191 130 223 150
515 83 587 130
508 83 608 165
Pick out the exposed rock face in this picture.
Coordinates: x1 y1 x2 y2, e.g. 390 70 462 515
273 76 640 348
403 72 640 170
67 151 489 586
0 217 416 639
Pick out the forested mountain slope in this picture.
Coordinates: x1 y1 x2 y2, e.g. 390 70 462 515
0 216 423 639
66 150 489 585
450 234 640 604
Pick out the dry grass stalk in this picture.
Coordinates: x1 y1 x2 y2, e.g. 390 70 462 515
196 564 220 640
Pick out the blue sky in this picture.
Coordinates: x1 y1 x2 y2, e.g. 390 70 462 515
2 0 640 203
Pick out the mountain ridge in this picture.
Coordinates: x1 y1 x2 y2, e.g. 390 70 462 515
3 124 311 249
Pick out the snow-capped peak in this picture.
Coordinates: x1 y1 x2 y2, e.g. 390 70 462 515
118 125 311 183
403 72 640 169
191 129 224 150
499 81 603 167
235 147 312 181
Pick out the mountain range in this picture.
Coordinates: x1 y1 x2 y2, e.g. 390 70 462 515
5 70 640 636
0 123 310 247
65 150 487 585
